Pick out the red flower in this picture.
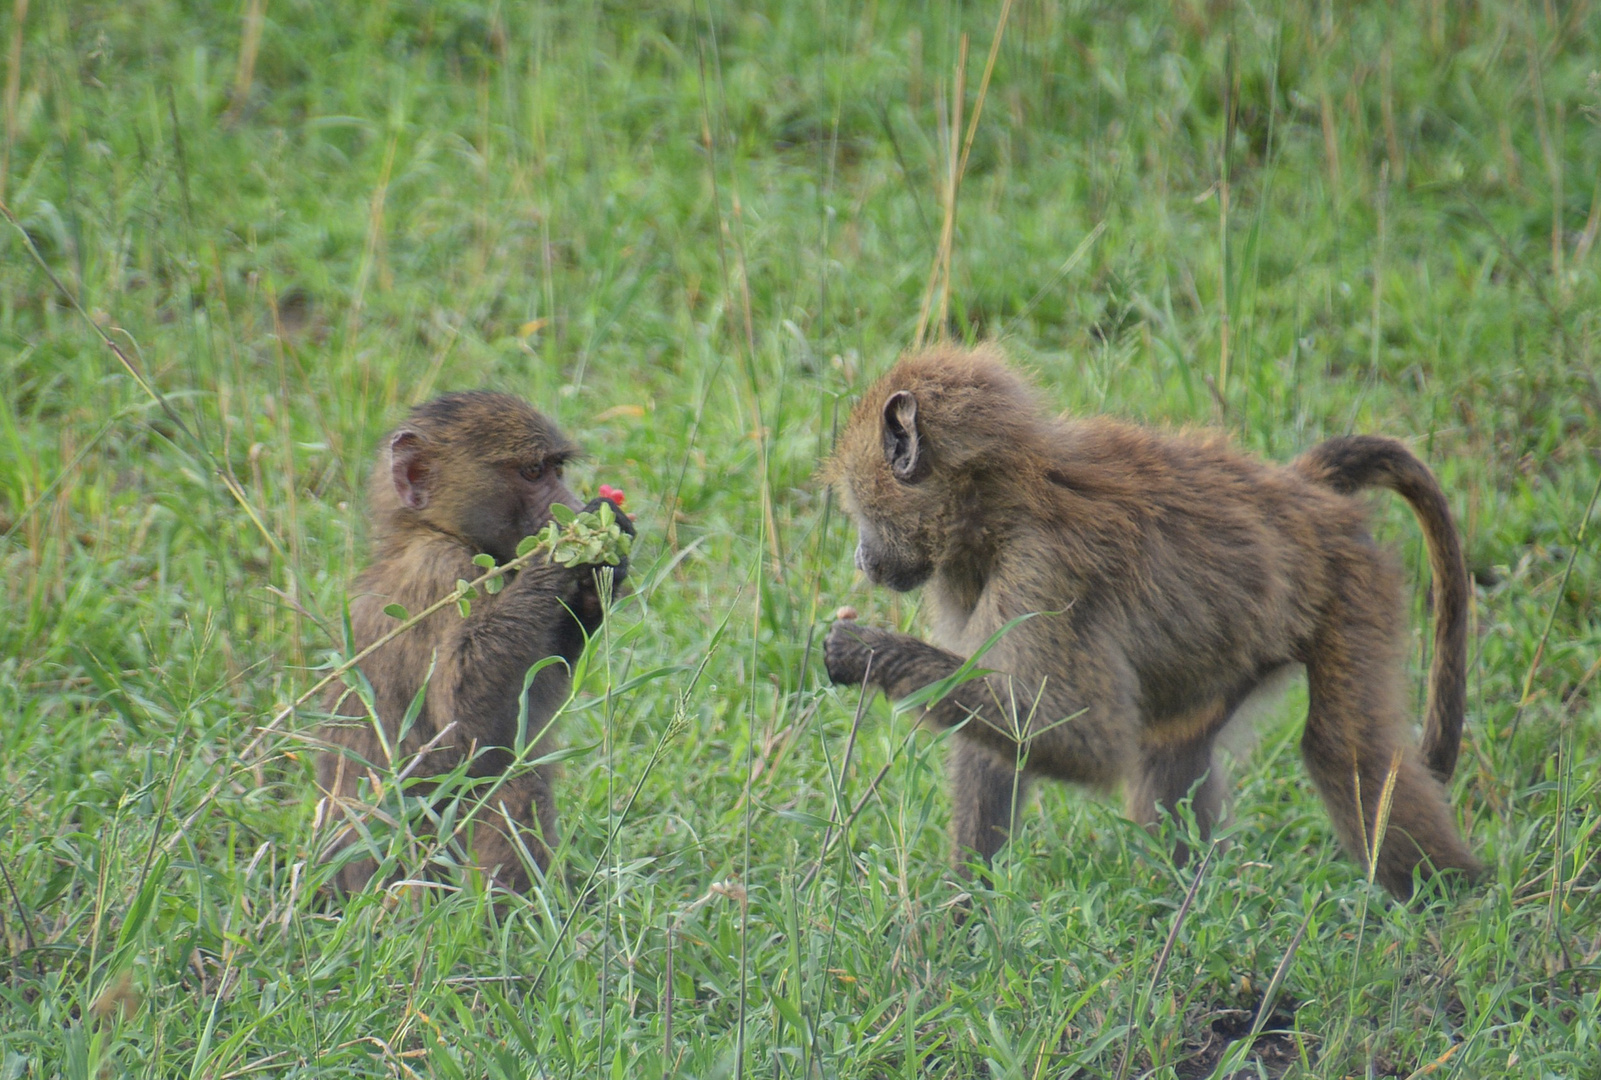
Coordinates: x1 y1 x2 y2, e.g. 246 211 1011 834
597 484 626 508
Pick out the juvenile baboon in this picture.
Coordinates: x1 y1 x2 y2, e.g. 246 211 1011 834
823 345 1479 899
316 392 631 896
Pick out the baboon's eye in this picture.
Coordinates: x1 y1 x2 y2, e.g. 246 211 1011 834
519 463 545 483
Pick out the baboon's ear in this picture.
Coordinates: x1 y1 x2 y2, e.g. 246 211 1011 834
390 430 430 510
881 390 928 483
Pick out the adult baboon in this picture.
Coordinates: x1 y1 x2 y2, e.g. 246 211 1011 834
316 391 630 896
823 345 1478 899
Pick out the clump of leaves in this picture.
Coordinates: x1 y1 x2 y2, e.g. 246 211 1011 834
439 501 631 618
518 499 632 568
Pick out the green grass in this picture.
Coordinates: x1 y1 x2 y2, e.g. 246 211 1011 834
2 1 1599 1076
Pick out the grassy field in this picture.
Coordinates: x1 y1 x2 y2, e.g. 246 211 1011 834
3 0 1600 1076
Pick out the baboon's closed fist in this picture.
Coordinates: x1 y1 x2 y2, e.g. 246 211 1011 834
823 618 887 686
565 496 635 630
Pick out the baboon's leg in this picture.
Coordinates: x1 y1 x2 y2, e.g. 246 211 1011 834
1126 725 1226 866
948 738 1030 874
467 766 558 893
1301 596 1480 899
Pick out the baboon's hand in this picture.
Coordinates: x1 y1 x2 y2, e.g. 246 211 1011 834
567 497 634 632
579 496 636 583
824 619 888 687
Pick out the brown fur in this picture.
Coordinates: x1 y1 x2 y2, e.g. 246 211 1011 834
823 345 1478 899
315 392 629 897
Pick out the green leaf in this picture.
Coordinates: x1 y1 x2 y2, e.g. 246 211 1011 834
472 553 496 568
549 502 577 525
456 597 471 618
484 575 504 594
530 741 600 766
112 852 167 954
514 655 572 750
341 597 357 655
455 578 477 599
766 981 808 1035
382 603 409 621
563 664 687 709
769 805 835 830
397 652 436 745
516 535 541 558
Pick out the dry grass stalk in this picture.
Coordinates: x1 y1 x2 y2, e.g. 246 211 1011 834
226 0 268 121
1 0 27 202
913 0 1014 346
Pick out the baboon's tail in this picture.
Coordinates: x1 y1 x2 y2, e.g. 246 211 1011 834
1295 436 1470 783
